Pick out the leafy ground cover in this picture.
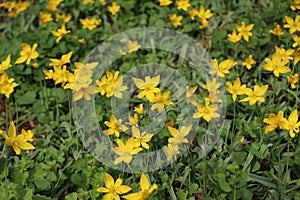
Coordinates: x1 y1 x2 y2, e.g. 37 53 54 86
0 0 300 199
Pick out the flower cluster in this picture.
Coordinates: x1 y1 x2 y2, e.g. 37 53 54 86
0 121 35 155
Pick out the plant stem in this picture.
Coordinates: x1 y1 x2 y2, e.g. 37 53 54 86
230 102 236 148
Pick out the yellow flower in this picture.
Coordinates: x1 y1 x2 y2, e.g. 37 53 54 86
108 2 120 15
127 40 140 54
199 18 210 29
284 16 300 34
186 85 198 106
73 86 97 101
132 75 160 102
163 143 179 161
151 90 173 112
282 110 300 138
228 30 242 43
263 52 290 77
239 85 268 105
203 78 221 94
104 115 128 137
49 51 72 68
287 73 299 89
123 173 158 200
294 48 300 65
44 65 73 86
83 0 94 5
167 125 192 145
291 0 300 11
112 137 143 164
0 54 12 74
80 18 102 30
0 72 18 98
78 38 86 44
159 0 172 6
263 111 286 133
188 8 198 20
292 35 300 48
40 12 53 26
100 0 106 6
198 5 213 21
193 98 220 122
176 0 190 11
236 22 254 42
226 78 247 102
47 0 63 11
97 173 132 199
210 58 236 77
131 126 153 149
134 104 144 115
127 113 139 126
50 23 71 43
96 71 127 98
240 136 246 143
270 25 284 36
275 46 294 61
0 121 35 155
169 14 183 28
55 13 72 23
1 1 30 17
242 55 256 70
15 43 39 65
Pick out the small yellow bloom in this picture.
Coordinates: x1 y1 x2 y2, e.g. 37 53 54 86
294 48 300 65
176 0 190 11
242 55 256 70
0 55 12 74
263 110 286 133
198 5 213 21
47 0 63 11
15 43 39 65
284 16 300 34
163 143 179 161
80 18 102 30
112 137 143 164
292 35 300 48
291 0 300 11
193 98 220 122
49 51 72 68
236 22 254 42
0 72 18 98
287 73 299 89
239 85 268 105
100 0 106 6
134 104 144 115
270 24 284 36
108 2 120 15
186 85 198 106
83 0 94 5
127 40 140 54
132 75 160 102
210 58 236 77
159 0 172 6
132 126 153 149
169 14 183 28
240 136 246 143
97 173 132 199
151 90 173 113
55 13 72 23
50 23 71 43
123 173 158 200
0 121 35 155
188 8 198 20
228 30 242 43
104 115 128 137
167 125 192 145
263 52 290 77
282 110 300 138
78 38 86 44
40 12 53 26
226 78 247 102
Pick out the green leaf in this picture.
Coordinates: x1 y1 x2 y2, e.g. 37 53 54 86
217 173 231 192
18 91 36 105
